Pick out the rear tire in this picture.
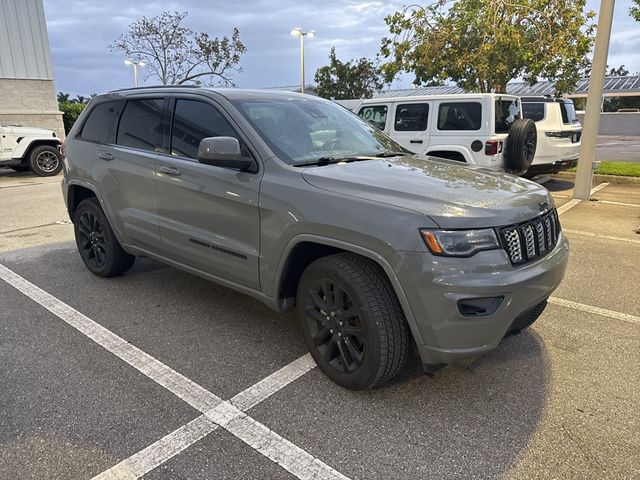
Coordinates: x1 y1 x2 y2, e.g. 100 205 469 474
73 198 135 277
297 253 409 390
28 145 63 176
504 118 537 175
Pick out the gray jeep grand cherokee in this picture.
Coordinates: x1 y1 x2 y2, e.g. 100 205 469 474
61 87 568 389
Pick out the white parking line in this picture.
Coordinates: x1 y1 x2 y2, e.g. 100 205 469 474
94 356 317 480
563 228 640 245
556 182 609 215
0 263 347 480
549 297 640 325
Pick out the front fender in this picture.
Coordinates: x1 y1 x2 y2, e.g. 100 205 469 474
12 138 61 159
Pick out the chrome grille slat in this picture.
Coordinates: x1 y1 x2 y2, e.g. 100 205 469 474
500 209 561 266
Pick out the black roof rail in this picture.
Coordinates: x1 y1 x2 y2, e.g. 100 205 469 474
108 85 203 93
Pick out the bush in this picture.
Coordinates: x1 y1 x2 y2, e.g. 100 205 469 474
59 101 87 134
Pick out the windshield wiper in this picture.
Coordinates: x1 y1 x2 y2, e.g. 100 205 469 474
372 150 410 158
293 156 376 167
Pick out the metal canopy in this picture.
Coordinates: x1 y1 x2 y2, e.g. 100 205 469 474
371 75 640 99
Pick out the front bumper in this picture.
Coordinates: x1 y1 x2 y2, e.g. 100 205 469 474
389 234 569 366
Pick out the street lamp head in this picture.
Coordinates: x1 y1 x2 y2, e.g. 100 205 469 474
124 59 133 65
307 30 315 38
290 27 302 37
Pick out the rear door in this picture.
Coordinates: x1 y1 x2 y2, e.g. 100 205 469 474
91 95 165 251
154 95 261 289
389 101 431 154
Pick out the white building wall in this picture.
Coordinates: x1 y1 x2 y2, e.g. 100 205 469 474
0 0 64 137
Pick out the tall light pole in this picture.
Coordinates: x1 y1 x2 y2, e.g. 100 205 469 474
574 1 615 200
124 59 145 87
290 27 314 94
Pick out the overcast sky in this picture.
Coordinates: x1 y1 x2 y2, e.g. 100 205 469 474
43 0 640 96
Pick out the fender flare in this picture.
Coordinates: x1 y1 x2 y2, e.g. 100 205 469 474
12 138 61 160
274 234 425 345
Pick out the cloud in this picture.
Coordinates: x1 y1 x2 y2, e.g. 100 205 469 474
43 0 640 96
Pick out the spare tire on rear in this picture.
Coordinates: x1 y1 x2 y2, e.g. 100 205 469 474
504 118 537 175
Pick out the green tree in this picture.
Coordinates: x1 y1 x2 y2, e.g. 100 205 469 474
110 11 246 86
314 48 385 100
57 92 70 103
631 0 640 22
58 101 86 134
381 0 595 94
608 65 629 76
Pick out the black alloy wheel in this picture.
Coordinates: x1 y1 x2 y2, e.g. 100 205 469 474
77 209 108 270
297 253 409 390
73 198 135 277
304 278 367 373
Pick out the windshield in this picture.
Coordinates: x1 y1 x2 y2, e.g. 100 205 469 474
230 97 410 165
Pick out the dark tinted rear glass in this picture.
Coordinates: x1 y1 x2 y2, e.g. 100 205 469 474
559 100 578 124
116 98 163 152
437 102 481 130
522 103 545 122
79 101 121 143
394 103 429 131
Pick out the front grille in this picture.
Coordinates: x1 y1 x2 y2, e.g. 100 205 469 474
499 209 561 265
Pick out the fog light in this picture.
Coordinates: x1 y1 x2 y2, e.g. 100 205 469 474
457 297 504 317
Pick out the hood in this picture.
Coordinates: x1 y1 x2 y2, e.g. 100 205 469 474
2 125 57 137
301 156 553 229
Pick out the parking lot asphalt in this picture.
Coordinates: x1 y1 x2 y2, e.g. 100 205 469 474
1 168 639 479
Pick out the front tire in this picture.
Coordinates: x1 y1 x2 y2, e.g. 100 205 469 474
73 198 135 277
28 145 63 176
297 253 409 390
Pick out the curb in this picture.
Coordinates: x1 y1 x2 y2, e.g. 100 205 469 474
554 171 640 185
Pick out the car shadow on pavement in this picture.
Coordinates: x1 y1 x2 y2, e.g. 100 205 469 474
544 178 574 192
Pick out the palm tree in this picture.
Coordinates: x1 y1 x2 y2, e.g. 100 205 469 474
74 95 87 104
57 92 70 103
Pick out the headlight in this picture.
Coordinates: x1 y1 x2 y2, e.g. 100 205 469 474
420 228 500 257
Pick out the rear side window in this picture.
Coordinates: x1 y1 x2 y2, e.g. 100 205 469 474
559 100 578 124
394 103 429 131
437 102 481 130
358 105 388 130
522 103 546 122
170 99 240 159
116 98 164 152
79 101 121 143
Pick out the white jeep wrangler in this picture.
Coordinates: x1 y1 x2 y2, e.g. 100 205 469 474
0 125 63 176
338 93 538 175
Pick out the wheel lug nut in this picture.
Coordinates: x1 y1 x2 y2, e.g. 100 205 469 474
330 329 333 333
338 332 342 337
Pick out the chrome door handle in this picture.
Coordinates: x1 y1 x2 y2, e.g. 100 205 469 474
158 166 181 176
97 152 113 160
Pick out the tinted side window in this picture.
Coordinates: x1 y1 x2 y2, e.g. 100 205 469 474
394 103 429 131
358 105 388 130
116 98 163 152
437 102 482 130
79 101 121 143
559 100 578 124
522 103 545 122
170 99 239 159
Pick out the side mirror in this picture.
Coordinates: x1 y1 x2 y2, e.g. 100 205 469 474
197 137 253 170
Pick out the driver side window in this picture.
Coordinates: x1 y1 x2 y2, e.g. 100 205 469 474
170 99 250 160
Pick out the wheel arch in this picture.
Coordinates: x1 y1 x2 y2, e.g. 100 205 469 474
14 139 61 161
274 234 425 345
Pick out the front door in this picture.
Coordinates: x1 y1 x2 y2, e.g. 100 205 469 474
155 96 261 289
389 102 431 155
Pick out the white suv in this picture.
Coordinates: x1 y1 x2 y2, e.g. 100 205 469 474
339 94 537 175
0 125 63 176
521 97 581 176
